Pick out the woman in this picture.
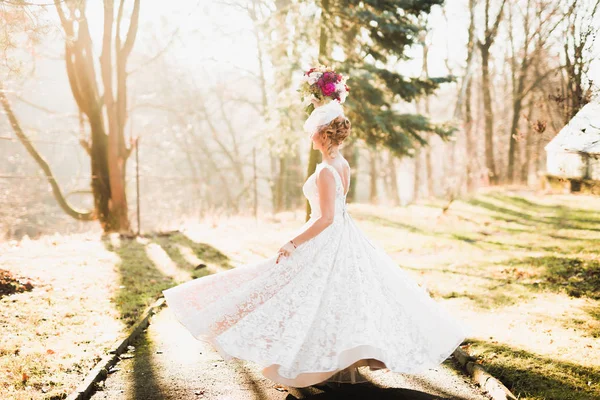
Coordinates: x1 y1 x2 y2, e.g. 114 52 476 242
162 99 467 389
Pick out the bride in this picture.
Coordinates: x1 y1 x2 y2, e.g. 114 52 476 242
162 84 467 389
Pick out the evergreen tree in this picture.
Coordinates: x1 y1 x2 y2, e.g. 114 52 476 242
317 0 455 156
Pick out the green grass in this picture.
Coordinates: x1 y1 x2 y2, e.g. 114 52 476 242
505 256 600 300
467 339 600 400
102 231 233 326
149 231 233 278
351 190 600 400
3 189 600 400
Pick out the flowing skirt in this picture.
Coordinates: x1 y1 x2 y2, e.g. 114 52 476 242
162 213 467 388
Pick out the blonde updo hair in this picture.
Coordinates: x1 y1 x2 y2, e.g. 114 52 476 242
317 115 351 157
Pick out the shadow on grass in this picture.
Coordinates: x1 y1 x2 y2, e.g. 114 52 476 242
102 236 175 326
356 194 600 255
505 255 600 300
130 334 166 400
357 197 598 254
100 231 234 399
441 288 520 309
490 194 600 224
354 212 427 235
356 211 486 249
441 255 600 310
467 339 600 400
146 231 234 278
102 231 233 326
469 195 600 232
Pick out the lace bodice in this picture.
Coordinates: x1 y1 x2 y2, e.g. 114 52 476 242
302 162 348 220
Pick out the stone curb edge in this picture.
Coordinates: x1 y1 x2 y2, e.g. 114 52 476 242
66 297 166 400
452 347 517 400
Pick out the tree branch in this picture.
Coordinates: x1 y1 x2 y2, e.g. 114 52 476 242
120 0 140 58
0 81 94 221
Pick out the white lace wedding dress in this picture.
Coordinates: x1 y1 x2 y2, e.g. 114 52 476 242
163 162 467 388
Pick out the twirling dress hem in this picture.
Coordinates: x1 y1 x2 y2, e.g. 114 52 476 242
163 290 465 388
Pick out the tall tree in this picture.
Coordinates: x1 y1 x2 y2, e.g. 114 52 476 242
478 0 507 185
332 0 455 156
53 0 141 232
560 0 600 121
461 0 477 190
304 0 454 216
506 0 563 183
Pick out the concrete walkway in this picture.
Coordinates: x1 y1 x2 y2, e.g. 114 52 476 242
91 308 489 400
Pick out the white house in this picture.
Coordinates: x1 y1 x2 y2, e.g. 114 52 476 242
545 100 600 181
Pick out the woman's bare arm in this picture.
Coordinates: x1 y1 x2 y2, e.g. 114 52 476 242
290 168 336 247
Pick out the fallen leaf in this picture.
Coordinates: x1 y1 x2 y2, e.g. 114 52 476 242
22 372 28 383
46 349 55 355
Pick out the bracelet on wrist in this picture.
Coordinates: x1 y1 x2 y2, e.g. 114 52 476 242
290 240 297 249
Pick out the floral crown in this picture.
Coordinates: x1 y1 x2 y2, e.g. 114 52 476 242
298 65 350 114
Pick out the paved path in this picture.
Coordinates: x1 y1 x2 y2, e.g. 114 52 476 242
92 308 489 400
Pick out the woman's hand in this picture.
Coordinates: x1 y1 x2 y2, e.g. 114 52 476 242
276 241 297 264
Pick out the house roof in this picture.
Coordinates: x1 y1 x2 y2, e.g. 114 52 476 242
545 100 600 154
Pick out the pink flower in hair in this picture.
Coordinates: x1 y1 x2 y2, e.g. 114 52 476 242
321 82 336 96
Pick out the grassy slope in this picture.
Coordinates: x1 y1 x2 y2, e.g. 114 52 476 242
183 190 600 400
1 189 599 400
350 191 600 400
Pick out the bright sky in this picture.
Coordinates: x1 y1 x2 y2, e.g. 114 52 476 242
131 1 600 90
25 0 600 96
83 1 261 79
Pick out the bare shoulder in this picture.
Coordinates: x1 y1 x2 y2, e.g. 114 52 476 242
317 164 335 180
316 165 336 190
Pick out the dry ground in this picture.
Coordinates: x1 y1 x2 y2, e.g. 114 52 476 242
1 188 599 399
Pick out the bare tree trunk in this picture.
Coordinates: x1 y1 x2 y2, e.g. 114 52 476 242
413 148 421 202
388 152 401 206
521 99 535 183
465 78 475 190
287 147 303 209
507 0 533 183
426 147 434 197
342 140 358 202
270 155 277 212
478 0 507 185
0 82 94 221
481 46 497 184
369 149 378 204
54 0 140 232
562 0 600 120
508 77 525 183
463 0 477 191
275 157 286 212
